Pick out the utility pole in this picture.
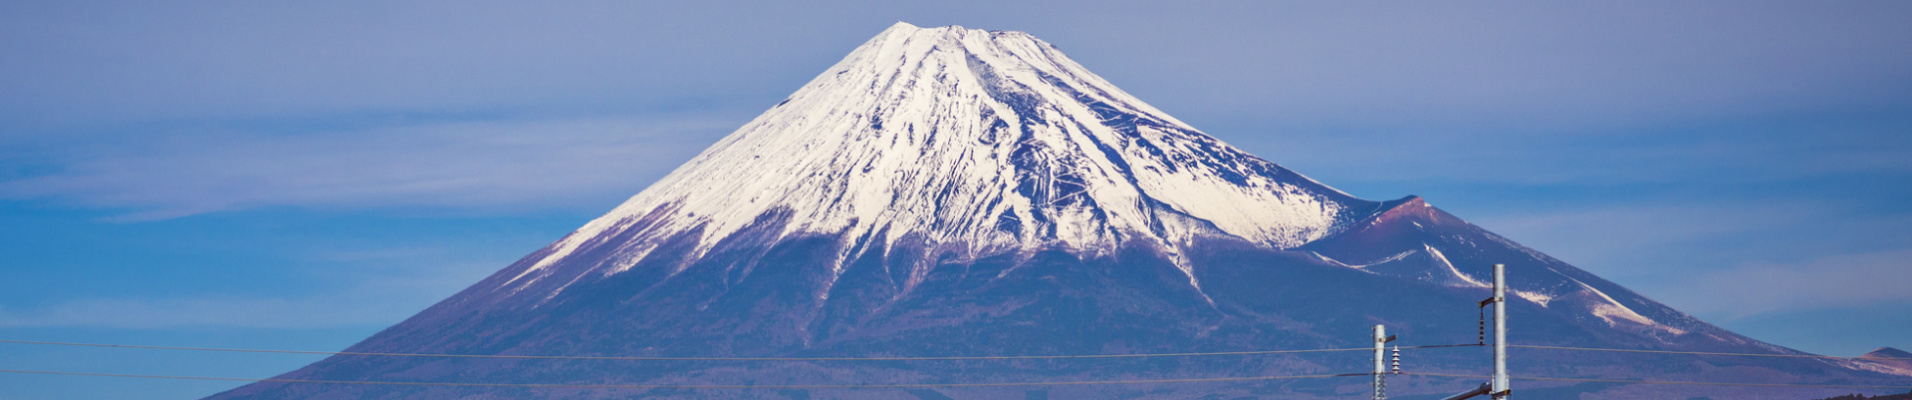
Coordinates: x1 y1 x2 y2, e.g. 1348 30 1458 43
1373 324 1396 400
1492 263 1509 399
1446 263 1510 400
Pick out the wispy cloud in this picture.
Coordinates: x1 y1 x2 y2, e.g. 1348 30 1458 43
0 295 416 329
0 115 734 220
4 2 1908 132
1466 199 1912 320
1229 114 1912 191
1659 249 1912 319
0 253 495 329
1470 203 1815 271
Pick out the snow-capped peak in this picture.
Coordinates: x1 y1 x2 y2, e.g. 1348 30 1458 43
512 24 1365 284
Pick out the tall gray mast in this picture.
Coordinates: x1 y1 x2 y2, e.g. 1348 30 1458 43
1444 263 1510 400
1373 324 1391 399
1492 263 1509 399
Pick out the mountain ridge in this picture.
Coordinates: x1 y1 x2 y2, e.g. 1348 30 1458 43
204 23 1905 400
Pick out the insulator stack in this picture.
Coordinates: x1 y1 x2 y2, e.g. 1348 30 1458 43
1390 346 1401 374
1478 306 1487 345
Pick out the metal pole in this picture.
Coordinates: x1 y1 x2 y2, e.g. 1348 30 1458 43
1492 263 1509 399
1374 324 1387 400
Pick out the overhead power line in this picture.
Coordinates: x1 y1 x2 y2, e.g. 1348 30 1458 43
11 338 1903 362
8 368 1903 391
0 368 1367 389
0 336 1476 361
1508 344 1912 361
1401 372 1912 390
1 339 1488 361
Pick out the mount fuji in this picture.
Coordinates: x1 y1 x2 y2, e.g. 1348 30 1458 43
206 23 1906 399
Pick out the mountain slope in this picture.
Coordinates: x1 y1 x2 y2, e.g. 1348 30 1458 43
1856 347 1912 376
206 23 1904 400
501 21 1367 302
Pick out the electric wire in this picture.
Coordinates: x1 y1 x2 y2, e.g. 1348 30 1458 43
0 339 1479 361
1399 372 1912 390
6 339 1906 390
1400 344 1484 350
13 338 1903 361
1388 341 1912 361
0 368 1369 389
1508 344 1912 361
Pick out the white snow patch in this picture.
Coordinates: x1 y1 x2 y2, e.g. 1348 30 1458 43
511 23 1363 290
1348 250 1416 269
602 244 659 276
1570 277 1686 335
1510 289 1554 308
1845 359 1912 377
1425 245 1490 288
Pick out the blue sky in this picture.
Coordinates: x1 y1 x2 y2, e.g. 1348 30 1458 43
2 1 1910 399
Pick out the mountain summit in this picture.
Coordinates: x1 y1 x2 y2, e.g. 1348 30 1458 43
208 23 1902 400
513 22 1366 293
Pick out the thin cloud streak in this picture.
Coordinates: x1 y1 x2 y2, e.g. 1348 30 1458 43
0 246 499 329
1469 199 1912 321
1226 114 1912 190
0 296 417 329
0 115 733 220
1661 249 1912 320
3 2 1909 134
1470 203 1816 271
0 274 486 330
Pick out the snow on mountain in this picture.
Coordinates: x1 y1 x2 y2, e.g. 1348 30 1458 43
506 22 1367 292
1855 347 1912 376
202 23 1910 400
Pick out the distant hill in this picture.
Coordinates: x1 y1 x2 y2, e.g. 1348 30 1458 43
1811 390 1912 400
1858 347 1912 373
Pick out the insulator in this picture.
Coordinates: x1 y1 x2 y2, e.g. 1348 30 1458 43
1478 306 1487 345
1390 346 1401 373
